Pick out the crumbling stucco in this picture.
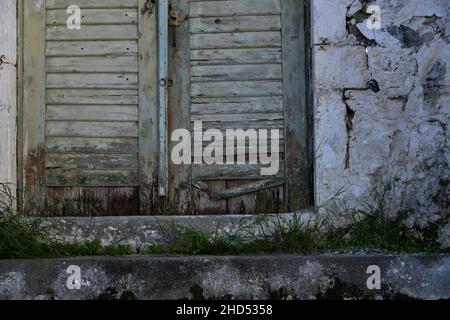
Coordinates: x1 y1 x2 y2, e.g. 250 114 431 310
313 0 449 242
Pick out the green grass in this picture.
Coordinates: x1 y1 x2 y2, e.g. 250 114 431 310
140 210 447 256
0 184 136 259
0 183 447 259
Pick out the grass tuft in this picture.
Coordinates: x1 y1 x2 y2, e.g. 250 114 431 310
0 183 447 259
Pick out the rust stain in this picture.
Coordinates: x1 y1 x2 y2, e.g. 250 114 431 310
24 147 46 190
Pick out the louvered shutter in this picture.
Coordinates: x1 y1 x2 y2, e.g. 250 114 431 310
22 0 157 215
167 0 309 214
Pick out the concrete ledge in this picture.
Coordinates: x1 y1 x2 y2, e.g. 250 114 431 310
44 213 311 248
0 254 449 300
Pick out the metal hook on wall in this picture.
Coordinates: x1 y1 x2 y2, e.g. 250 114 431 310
0 55 16 71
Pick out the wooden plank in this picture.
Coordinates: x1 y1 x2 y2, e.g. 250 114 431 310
226 180 257 214
282 0 310 210
168 0 193 213
191 48 282 65
214 179 284 200
22 0 47 210
46 73 138 89
138 0 159 213
47 105 139 121
192 130 285 142
193 181 228 214
191 113 283 122
192 164 285 180
191 64 282 82
46 40 138 56
194 149 286 166
191 80 283 98
190 15 281 33
195 120 285 130
158 0 169 197
191 31 281 49
47 89 138 104
46 187 140 216
0 1 17 187
227 179 285 214
46 56 138 73
46 121 139 138
190 0 281 17
47 25 138 41
47 9 138 25
46 0 138 9
46 154 138 170
46 169 139 187
191 96 283 114
46 137 138 154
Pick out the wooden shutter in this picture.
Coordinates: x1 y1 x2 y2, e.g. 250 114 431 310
22 0 157 215
168 0 309 214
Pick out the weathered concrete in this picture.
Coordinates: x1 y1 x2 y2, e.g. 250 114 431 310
312 0 449 246
44 213 313 248
0 254 449 300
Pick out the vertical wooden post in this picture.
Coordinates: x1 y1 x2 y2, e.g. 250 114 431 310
158 0 169 197
0 0 18 208
138 0 159 214
22 0 47 213
282 0 311 210
168 0 192 213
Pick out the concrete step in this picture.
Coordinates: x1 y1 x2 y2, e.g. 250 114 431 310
0 254 449 300
44 213 311 248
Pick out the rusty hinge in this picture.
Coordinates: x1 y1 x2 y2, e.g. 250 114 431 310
142 0 156 15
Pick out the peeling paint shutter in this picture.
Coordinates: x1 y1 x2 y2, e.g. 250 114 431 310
22 0 157 215
168 0 310 214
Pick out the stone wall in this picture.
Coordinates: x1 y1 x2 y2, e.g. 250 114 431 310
312 0 449 235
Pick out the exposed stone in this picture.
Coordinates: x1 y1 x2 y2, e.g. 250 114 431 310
314 46 370 89
347 0 364 18
312 0 352 44
313 0 449 246
439 223 450 249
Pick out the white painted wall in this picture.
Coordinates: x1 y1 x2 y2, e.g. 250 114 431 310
0 0 17 186
312 0 449 231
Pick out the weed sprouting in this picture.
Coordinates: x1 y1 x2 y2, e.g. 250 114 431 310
0 183 134 259
1 182 447 259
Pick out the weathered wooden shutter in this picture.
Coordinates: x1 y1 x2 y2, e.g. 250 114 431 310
22 0 157 215
168 0 309 214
